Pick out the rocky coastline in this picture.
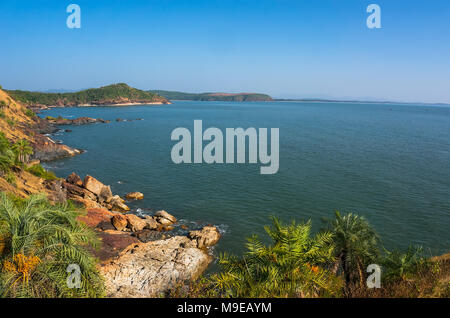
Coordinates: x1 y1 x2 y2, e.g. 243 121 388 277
58 172 221 297
0 87 221 297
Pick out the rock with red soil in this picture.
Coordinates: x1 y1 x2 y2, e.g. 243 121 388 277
77 208 114 228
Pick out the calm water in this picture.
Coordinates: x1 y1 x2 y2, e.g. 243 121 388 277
41 101 450 257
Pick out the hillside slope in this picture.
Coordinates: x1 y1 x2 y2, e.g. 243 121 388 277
7 83 170 108
150 90 273 102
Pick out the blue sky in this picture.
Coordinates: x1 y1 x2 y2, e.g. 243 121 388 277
0 0 449 103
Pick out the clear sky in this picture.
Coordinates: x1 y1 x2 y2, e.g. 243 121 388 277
1 0 449 103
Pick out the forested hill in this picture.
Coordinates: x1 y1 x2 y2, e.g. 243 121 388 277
149 90 273 102
6 83 170 108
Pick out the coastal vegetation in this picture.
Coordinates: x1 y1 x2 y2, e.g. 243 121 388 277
0 193 104 297
6 83 169 107
149 90 273 102
173 214 449 298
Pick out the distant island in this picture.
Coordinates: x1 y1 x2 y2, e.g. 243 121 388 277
6 83 170 109
149 90 273 102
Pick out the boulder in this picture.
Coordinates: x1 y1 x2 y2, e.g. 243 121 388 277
98 185 113 203
112 214 128 231
99 236 212 297
126 192 144 200
126 214 146 232
77 208 114 228
63 181 97 201
67 172 83 187
188 226 221 249
154 210 177 225
83 175 105 196
110 195 130 212
143 216 158 230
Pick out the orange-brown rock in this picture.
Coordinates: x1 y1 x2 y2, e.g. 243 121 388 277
66 172 83 187
126 214 146 232
188 226 221 249
126 192 144 200
154 210 177 225
77 208 114 228
83 175 105 196
112 214 128 231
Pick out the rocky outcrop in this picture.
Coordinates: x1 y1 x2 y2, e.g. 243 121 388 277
99 236 212 297
46 116 110 125
63 173 130 212
189 226 221 249
32 134 81 161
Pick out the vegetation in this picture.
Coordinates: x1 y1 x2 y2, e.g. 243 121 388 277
25 164 57 181
11 140 33 165
24 108 36 119
149 90 273 102
0 193 104 297
208 218 341 297
173 212 447 298
325 211 379 292
6 83 168 107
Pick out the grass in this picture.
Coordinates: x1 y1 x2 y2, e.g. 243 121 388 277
26 164 57 181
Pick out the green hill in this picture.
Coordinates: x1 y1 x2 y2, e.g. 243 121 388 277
7 83 170 108
150 90 273 102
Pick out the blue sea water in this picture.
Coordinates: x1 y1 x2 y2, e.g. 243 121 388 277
41 101 450 256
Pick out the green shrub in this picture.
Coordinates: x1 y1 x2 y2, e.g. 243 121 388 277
25 108 36 118
0 110 5 119
0 101 6 108
26 164 57 180
6 118 15 127
5 173 16 185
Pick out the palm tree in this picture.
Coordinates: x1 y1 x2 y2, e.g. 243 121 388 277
210 217 341 297
327 211 379 291
0 193 104 297
11 139 33 164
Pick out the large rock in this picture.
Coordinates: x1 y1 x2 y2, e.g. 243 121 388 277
126 192 144 200
110 195 130 212
143 216 158 230
188 226 221 249
77 208 114 228
154 210 177 225
112 214 128 231
63 181 97 201
126 214 146 232
83 175 105 196
98 185 113 203
66 172 83 187
99 236 212 297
